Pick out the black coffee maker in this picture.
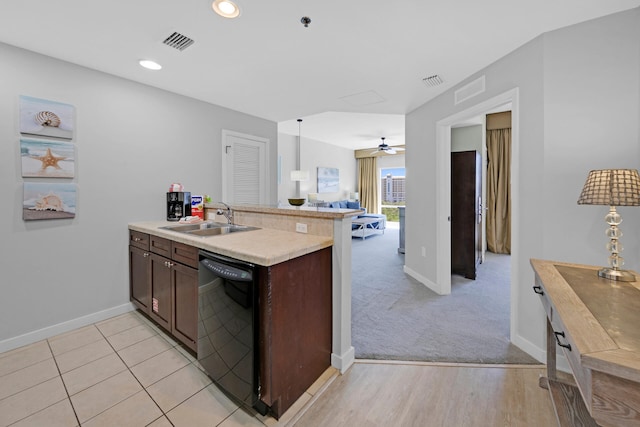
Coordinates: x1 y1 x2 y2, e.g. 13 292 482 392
167 192 191 221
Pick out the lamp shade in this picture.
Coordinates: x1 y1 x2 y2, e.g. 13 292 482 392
577 169 640 206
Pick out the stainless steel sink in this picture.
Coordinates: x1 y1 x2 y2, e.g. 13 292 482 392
160 221 259 237
188 225 259 236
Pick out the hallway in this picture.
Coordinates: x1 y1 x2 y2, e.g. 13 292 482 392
351 223 537 364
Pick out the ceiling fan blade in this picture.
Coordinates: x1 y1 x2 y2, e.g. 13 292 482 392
387 148 397 154
394 147 405 151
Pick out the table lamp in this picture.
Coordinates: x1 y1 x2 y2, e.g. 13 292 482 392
577 169 640 282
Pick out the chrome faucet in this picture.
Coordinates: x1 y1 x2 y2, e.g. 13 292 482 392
216 202 233 225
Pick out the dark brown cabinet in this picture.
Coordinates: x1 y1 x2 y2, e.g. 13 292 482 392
129 230 151 312
129 245 151 312
149 252 173 331
171 256 198 350
451 150 482 279
129 231 198 352
129 228 333 419
258 246 332 418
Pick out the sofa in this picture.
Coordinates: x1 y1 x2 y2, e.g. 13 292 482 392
328 200 387 232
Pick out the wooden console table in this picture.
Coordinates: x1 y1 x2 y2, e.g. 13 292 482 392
531 259 640 427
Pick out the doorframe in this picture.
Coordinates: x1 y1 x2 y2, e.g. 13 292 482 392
221 129 271 204
435 87 519 341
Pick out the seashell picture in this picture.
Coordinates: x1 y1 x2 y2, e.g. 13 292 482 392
19 95 75 140
23 182 76 221
21 138 75 178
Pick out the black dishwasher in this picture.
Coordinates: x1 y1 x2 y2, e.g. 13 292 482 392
197 250 267 415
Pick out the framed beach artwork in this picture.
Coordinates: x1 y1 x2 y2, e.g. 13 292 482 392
317 167 339 193
19 95 75 140
23 182 76 221
21 138 75 178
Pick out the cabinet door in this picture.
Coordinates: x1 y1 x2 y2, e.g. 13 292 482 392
172 262 198 352
129 246 151 312
149 253 172 331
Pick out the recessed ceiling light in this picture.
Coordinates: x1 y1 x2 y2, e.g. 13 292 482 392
212 0 240 18
139 60 162 71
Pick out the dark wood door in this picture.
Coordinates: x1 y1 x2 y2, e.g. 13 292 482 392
129 246 151 312
172 262 198 352
149 253 172 331
451 150 482 279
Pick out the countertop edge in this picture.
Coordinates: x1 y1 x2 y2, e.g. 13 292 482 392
205 203 363 219
129 221 333 266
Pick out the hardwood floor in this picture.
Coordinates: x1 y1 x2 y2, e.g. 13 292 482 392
290 360 557 427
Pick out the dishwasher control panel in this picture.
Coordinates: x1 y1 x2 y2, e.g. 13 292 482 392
201 258 252 281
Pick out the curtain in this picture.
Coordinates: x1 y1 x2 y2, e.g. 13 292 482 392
486 128 511 254
358 157 379 214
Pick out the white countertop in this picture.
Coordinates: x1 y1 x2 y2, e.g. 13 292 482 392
129 220 333 266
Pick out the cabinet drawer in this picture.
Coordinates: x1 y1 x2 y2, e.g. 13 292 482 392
172 242 199 268
533 278 553 320
130 230 149 250
541 290 593 409
150 235 172 258
554 314 592 407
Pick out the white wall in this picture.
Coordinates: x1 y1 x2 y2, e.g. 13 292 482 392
0 42 277 350
451 125 483 153
405 8 640 359
277 133 357 203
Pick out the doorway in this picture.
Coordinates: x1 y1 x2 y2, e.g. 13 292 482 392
435 88 520 343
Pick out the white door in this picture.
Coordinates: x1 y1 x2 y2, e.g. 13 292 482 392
221 130 270 204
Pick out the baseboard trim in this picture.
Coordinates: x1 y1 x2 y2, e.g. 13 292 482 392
511 332 570 373
511 333 545 363
0 303 135 353
403 265 449 295
331 346 355 374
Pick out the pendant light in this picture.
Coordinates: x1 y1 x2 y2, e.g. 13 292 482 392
290 119 309 185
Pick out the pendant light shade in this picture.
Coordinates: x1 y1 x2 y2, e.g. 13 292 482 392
291 118 309 182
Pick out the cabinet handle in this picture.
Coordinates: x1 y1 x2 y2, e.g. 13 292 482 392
143 252 149 258
533 285 544 295
165 261 174 268
554 331 572 351
133 237 141 242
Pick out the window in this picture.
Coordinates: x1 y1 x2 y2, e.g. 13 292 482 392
380 168 405 222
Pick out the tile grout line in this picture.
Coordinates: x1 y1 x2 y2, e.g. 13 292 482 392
131 311 266 427
98 312 213 426
90 317 174 426
46 338 82 427
37 314 169 426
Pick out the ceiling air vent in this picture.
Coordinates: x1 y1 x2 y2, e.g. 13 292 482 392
422 75 443 87
162 32 195 51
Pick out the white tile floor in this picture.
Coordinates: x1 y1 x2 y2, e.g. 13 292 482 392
0 311 334 427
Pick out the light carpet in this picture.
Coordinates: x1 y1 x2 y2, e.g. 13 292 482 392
351 223 539 364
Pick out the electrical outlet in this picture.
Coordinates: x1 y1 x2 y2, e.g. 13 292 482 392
421 246 426 257
296 223 308 233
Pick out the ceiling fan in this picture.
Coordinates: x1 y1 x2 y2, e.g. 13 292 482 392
370 137 405 155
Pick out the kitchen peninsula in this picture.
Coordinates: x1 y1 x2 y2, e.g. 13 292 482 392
128 203 361 417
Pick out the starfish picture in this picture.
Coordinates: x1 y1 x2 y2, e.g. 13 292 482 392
32 148 66 170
